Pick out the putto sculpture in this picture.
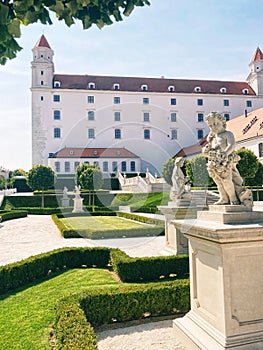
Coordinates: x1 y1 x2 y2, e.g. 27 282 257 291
170 157 191 202
202 112 253 207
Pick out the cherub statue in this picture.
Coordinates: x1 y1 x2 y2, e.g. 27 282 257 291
170 157 190 202
202 112 253 207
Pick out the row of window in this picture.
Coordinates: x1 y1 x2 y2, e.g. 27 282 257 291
52 94 253 108
54 161 136 173
53 110 230 123
53 127 203 140
53 80 251 95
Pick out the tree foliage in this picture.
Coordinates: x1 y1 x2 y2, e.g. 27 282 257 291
236 148 259 184
161 158 175 186
246 161 263 187
0 0 150 64
27 164 56 206
75 163 103 190
185 155 212 187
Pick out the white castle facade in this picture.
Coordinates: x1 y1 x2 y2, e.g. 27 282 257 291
31 35 263 174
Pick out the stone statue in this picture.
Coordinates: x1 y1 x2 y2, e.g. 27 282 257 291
170 157 191 202
74 185 81 198
62 186 69 199
202 112 253 207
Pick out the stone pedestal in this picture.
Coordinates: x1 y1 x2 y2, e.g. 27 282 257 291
72 197 84 213
158 203 204 254
173 205 263 349
61 198 70 207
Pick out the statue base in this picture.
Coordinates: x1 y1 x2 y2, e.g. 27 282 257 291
158 204 205 254
197 204 263 224
173 206 263 349
61 198 70 207
72 198 84 213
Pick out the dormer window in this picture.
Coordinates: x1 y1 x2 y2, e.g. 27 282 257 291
89 82 95 90
242 88 249 95
220 87 227 94
168 85 175 92
194 86 201 93
69 150 74 155
54 81 61 88
93 150 98 156
113 83 120 90
141 84 148 91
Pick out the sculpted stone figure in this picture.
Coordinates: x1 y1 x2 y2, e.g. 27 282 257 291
202 112 253 207
170 157 190 202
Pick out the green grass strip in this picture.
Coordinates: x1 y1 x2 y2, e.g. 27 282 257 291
0 268 119 350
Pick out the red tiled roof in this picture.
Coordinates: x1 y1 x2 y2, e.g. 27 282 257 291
53 74 255 95
51 147 139 159
226 107 263 142
251 47 263 62
175 138 207 158
35 35 51 49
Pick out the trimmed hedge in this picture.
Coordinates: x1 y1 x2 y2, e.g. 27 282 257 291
116 211 164 226
110 249 189 282
0 210 27 222
55 280 190 349
0 247 110 294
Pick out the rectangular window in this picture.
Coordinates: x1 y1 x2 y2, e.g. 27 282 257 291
197 129 204 140
112 161 118 172
171 112 177 122
41 71 44 75
197 113 204 122
53 95 60 102
55 162 60 173
103 161 109 172
54 128 61 138
224 113 230 121
41 96 44 101
65 162 70 173
171 98 176 105
88 111 95 120
143 97 149 104
143 112 150 122
88 96 94 103
197 99 203 106
114 96 120 104
88 128 95 139
223 99 229 107
259 143 263 157
121 161 127 172
130 161 136 172
74 161 80 170
115 129 121 139
246 100 252 107
171 129 178 140
144 129 151 139
114 111 121 121
54 110 61 120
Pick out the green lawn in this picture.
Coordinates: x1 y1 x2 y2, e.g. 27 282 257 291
59 215 163 238
111 191 170 208
61 216 153 231
0 268 119 350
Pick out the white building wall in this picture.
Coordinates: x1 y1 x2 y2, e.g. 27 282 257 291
32 85 263 172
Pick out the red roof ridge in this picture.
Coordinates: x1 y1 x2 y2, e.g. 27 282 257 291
34 35 51 49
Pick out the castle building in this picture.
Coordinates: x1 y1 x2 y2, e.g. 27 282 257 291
31 35 263 174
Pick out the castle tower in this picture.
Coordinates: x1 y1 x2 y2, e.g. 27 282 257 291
247 47 263 96
31 34 54 88
31 35 54 166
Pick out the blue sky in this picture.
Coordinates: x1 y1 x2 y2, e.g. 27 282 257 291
1 0 263 171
